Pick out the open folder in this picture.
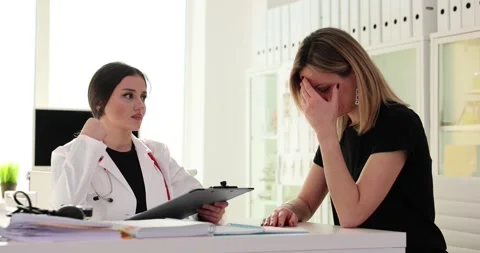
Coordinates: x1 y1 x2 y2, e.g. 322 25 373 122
107 219 309 238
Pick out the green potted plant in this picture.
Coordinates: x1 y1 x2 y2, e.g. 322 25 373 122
0 162 19 196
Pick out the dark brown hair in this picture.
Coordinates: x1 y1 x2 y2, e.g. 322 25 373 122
88 62 147 118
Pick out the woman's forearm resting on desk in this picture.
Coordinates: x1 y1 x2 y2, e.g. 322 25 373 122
319 135 406 228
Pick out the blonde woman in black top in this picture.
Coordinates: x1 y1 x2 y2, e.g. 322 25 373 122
262 28 447 253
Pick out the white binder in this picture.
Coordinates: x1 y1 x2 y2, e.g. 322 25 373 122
412 0 437 38
360 0 371 46
266 9 275 66
381 0 392 43
349 0 361 41
294 1 304 55
370 0 382 45
461 0 475 28
289 3 298 60
281 5 290 63
400 0 413 40
322 0 331 27
273 8 282 65
390 0 401 41
476 0 480 26
437 0 450 32
302 0 312 37
310 0 322 32
450 0 462 29
340 0 350 33
331 0 341 28
252 4 267 67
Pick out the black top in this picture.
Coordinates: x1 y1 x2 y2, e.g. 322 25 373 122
107 144 147 214
313 102 447 253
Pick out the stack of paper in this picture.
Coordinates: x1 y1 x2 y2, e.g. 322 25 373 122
0 213 121 242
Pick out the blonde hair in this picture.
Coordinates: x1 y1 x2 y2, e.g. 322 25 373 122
289 27 405 138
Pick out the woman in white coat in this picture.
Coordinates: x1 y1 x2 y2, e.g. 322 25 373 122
49 62 228 222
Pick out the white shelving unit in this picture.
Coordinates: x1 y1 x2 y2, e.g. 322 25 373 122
429 26 480 251
430 27 480 177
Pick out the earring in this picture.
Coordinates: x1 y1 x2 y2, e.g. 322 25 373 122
355 88 359 105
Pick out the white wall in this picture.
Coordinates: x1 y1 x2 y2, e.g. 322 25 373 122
184 0 253 219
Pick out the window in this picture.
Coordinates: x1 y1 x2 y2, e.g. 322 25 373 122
48 0 187 162
0 1 36 191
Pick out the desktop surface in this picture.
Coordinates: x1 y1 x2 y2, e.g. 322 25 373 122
0 215 405 253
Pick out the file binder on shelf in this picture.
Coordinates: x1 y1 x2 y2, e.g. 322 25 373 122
475 0 480 27
309 0 322 32
381 0 392 43
370 0 382 45
461 0 475 29
390 0 401 41
340 0 350 33
450 0 462 30
437 0 450 32
331 0 341 28
349 0 361 42
400 0 413 40
413 0 437 38
360 0 371 47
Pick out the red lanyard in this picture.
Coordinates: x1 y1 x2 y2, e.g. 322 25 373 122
147 152 171 201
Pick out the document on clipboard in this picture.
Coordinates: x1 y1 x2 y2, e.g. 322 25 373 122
126 181 254 221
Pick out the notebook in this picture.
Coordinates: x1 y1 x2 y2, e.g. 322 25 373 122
214 223 309 236
105 218 215 239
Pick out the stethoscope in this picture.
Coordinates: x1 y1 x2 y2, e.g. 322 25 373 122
91 152 171 203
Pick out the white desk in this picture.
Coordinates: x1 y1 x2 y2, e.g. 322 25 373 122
0 217 406 253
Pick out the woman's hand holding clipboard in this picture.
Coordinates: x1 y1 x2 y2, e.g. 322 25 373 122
126 181 254 222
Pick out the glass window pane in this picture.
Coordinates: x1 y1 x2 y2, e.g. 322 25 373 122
439 38 480 177
248 74 279 219
49 0 187 161
371 48 418 110
249 74 278 138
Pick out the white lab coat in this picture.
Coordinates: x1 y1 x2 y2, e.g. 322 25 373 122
48 134 202 221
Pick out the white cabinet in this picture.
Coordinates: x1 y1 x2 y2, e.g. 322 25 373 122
430 28 480 178
367 38 431 134
245 66 332 224
430 27 480 252
245 68 280 220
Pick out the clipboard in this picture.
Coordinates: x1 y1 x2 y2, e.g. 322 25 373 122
126 181 254 221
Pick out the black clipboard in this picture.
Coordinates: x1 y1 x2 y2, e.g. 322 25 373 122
126 181 254 220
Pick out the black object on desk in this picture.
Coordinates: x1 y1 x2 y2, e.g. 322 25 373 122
126 181 253 220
